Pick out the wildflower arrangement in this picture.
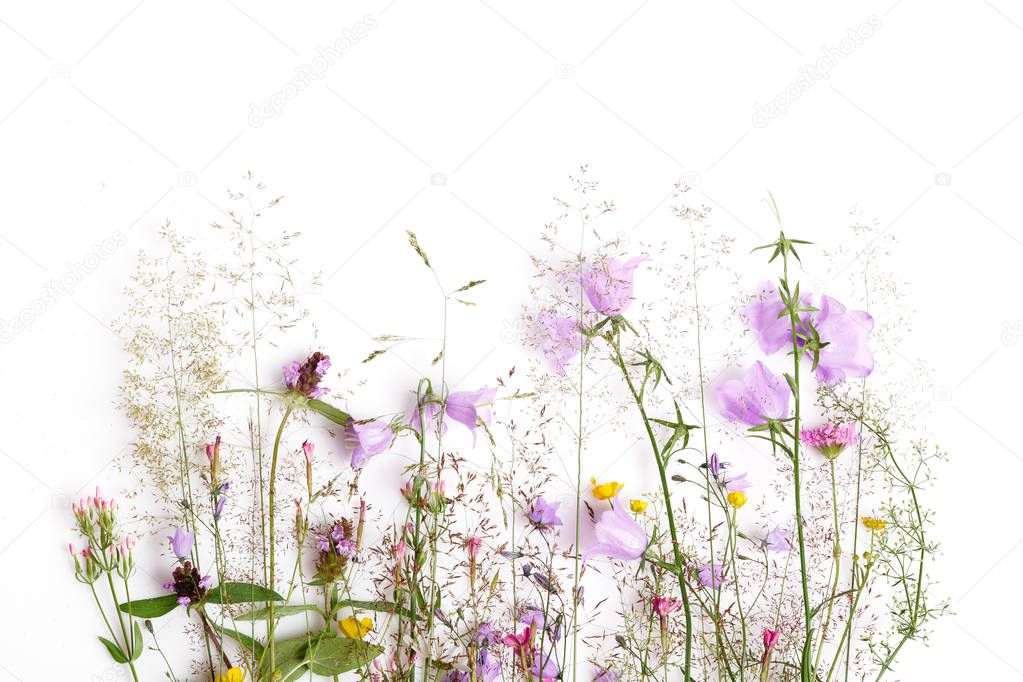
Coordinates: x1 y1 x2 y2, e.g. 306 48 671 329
69 170 945 681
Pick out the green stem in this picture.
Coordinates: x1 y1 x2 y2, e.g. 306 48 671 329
781 248 813 674
813 459 842 672
266 402 295 678
611 335 693 681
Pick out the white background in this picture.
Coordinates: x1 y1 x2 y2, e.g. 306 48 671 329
2 1 1021 680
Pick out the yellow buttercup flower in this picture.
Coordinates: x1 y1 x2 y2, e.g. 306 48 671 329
862 516 887 532
629 499 648 513
340 615 374 639
214 669 245 682
726 491 747 509
591 477 624 500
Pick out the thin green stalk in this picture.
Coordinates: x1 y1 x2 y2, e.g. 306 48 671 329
266 402 295 677
611 335 693 681
728 510 748 680
90 582 138 682
780 248 813 671
570 217 586 682
690 227 720 681
813 460 842 672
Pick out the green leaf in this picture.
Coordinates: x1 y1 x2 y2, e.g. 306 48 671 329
235 604 324 621
98 636 128 664
118 594 179 618
336 599 412 618
263 635 313 682
306 399 352 427
130 621 144 662
212 622 264 660
206 581 284 605
307 637 384 676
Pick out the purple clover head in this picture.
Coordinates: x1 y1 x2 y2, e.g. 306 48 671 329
715 361 790 426
527 495 563 532
283 351 331 398
167 527 194 560
580 255 649 317
344 419 394 470
583 492 649 562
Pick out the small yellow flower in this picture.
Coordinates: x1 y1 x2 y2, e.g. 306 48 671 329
861 516 887 532
214 669 245 682
591 477 624 501
726 491 747 509
339 615 374 639
629 499 648 513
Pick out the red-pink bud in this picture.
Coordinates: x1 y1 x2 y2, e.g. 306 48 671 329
763 628 781 652
466 536 482 563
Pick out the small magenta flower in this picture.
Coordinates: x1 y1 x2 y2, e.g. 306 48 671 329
761 628 782 678
765 527 792 552
466 536 483 563
205 434 221 483
651 596 682 616
583 492 648 562
214 496 226 520
168 527 194 560
580 256 649 317
526 496 563 532
697 561 725 589
800 422 859 459
538 312 582 375
445 387 498 444
715 361 790 426
501 626 532 658
344 419 395 469
763 628 781 652
283 351 331 398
